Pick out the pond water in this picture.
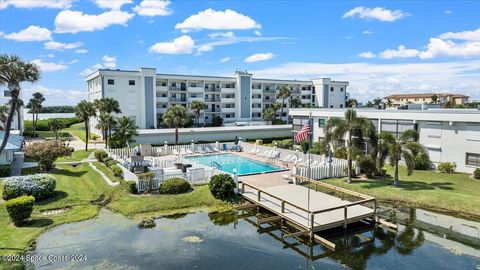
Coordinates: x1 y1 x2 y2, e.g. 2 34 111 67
27 207 480 270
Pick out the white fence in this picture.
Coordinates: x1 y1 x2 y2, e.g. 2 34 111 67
136 168 216 193
294 163 361 180
107 142 238 158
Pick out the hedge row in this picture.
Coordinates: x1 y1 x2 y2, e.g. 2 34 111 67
2 174 56 200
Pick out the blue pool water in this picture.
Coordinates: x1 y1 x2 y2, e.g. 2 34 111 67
185 153 285 175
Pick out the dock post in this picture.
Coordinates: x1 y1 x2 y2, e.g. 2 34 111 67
373 200 377 223
281 201 285 213
343 206 348 229
257 190 261 202
310 214 315 239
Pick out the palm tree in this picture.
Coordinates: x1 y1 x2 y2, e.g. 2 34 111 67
0 105 9 128
379 129 425 186
346 98 358 108
190 100 206 127
277 86 291 119
430 94 439 104
270 102 282 121
96 113 116 147
290 97 301 108
48 118 65 140
373 97 382 106
94 97 121 143
27 92 45 138
75 100 96 151
0 55 40 154
162 105 189 145
324 109 375 183
386 99 393 108
111 116 137 148
262 108 275 125
366 101 374 107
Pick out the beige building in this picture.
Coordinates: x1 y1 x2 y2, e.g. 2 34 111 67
385 93 469 107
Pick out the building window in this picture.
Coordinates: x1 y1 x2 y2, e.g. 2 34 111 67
330 105 333 108
107 79 114 85
340 87 344 92
189 82 197 87
466 153 480 167
318 119 326 127
340 104 344 108
330 87 334 92
129 80 135 86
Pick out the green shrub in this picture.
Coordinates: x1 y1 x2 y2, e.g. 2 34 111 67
106 160 118 168
272 119 286 125
94 150 108 162
414 152 431 170
138 218 156 228
2 174 56 200
273 139 293 150
357 155 376 178
308 141 328 155
24 117 81 132
102 157 113 165
159 178 191 194
473 168 480 179
138 172 155 193
0 164 11 177
111 165 123 178
255 139 263 145
124 180 137 194
5 196 35 226
212 116 223 127
25 141 73 171
300 141 310 153
209 174 235 200
333 147 347 159
437 162 456 173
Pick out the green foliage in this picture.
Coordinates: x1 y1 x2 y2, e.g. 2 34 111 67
333 147 347 159
308 141 328 155
357 155 376 178
2 174 56 200
212 115 223 127
102 157 113 165
94 150 108 162
272 139 293 150
138 218 156 228
209 174 235 200
109 116 138 148
473 168 480 179
414 152 431 170
437 162 456 174
272 119 286 125
111 165 123 178
255 139 263 145
123 180 137 194
300 140 310 153
159 178 191 194
24 141 73 171
0 164 11 177
106 160 118 168
34 105 75 113
138 172 155 193
5 196 35 226
24 117 81 132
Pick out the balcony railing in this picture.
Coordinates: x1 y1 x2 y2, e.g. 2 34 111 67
169 97 187 102
169 86 187 91
205 98 221 102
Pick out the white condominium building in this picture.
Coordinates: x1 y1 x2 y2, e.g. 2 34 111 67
85 68 348 129
289 108 480 173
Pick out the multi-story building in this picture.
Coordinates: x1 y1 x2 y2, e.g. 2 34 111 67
289 108 480 173
385 93 469 107
85 68 349 129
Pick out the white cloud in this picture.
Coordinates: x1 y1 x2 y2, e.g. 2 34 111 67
24 85 86 105
358 51 376 58
196 44 213 54
54 10 134 33
249 60 480 101
175 9 261 32
419 38 480 59
379 45 419 59
362 30 374 35
44 41 83 50
208 31 235 38
149 35 195 54
219 57 230 63
343 6 408 22
80 55 117 76
254 30 262 36
439 27 480 41
75 48 88 54
69 59 79 64
95 0 132 10
244 52 274 63
2 25 52 42
444 10 452 15
133 0 171 16
0 0 73 10
31 59 68 72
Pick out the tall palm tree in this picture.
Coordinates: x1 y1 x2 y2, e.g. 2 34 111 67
75 100 96 151
96 113 116 147
27 92 45 138
373 97 382 106
111 116 137 148
270 102 282 121
8 99 24 131
162 105 189 145
48 118 64 140
379 129 425 186
430 94 439 104
190 100 206 127
94 97 121 143
346 98 358 108
0 105 9 128
277 86 291 119
290 97 301 108
386 99 393 108
262 108 275 125
324 109 375 183
0 54 40 154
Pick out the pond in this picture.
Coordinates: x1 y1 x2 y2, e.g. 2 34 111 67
26 207 480 269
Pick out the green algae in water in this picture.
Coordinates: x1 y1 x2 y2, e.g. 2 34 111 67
182 236 203 243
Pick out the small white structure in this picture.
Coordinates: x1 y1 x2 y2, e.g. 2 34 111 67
0 131 23 165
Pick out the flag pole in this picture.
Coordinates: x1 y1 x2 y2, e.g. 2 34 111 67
307 111 312 231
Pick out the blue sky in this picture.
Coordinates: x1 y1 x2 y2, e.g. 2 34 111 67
1 0 479 105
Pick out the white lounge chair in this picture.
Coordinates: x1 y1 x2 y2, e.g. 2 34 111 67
172 149 179 155
205 146 213 153
186 149 194 155
213 147 220 152
257 150 269 157
280 154 292 162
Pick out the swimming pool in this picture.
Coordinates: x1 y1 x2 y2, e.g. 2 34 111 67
185 153 285 175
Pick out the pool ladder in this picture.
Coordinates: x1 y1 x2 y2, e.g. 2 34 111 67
211 161 222 169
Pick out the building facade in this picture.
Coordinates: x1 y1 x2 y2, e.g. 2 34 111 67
85 68 348 129
385 93 469 107
289 108 480 173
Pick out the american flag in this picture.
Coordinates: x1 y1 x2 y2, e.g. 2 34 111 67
295 124 311 143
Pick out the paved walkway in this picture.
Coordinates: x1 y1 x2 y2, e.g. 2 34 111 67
88 161 119 186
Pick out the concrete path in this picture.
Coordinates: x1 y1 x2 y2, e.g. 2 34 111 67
10 152 24 176
88 162 119 187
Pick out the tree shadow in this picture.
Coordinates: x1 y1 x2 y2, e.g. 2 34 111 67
52 167 88 178
35 191 69 206
16 218 54 228
353 179 454 191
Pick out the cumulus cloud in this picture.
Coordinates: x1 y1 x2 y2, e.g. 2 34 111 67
379 45 419 59
419 38 480 59
362 30 374 35
244 52 274 63
80 55 117 76
439 27 480 41
149 35 195 54
134 0 171 16
175 9 261 32
358 51 376 59
219 57 230 63
95 0 132 10
75 48 88 54
54 10 134 33
254 30 262 36
44 41 83 50
343 6 409 22
31 59 68 72
24 85 86 105
2 25 52 42
208 31 235 38
0 0 73 10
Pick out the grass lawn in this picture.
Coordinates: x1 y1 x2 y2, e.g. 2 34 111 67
323 165 480 220
92 161 119 183
56 150 93 162
64 122 101 143
34 131 71 140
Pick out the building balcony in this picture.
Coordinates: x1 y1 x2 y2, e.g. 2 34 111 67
221 87 236 93
169 97 187 102
156 86 168 91
156 107 167 112
263 89 275 94
252 98 262 102
169 86 187 91
205 98 221 102
204 109 219 113
220 107 236 113
188 97 204 102
156 97 169 102
204 87 221 92
188 86 204 92
263 98 274 102
221 97 235 103
252 107 262 112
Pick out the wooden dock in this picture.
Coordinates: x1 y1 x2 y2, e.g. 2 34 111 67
238 175 389 249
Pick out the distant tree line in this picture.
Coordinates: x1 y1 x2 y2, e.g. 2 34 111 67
27 105 75 114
